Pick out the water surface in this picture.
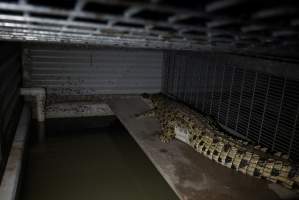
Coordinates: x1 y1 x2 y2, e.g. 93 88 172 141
20 117 178 200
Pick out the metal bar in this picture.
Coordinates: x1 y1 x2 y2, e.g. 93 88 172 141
288 104 299 156
209 63 217 115
245 71 257 138
217 64 226 121
235 69 246 130
258 75 271 144
272 78 286 150
225 66 236 126
201 63 209 112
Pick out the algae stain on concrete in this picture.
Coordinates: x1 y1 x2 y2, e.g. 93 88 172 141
20 117 179 200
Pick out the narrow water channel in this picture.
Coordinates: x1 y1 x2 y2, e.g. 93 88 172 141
20 116 178 200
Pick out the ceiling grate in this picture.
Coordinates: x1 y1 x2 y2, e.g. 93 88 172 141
0 0 297 56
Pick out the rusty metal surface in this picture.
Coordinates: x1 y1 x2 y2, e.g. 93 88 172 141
23 44 162 95
0 0 297 57
163 51 299 162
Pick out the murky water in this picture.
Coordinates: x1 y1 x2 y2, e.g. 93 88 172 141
20 117 178 200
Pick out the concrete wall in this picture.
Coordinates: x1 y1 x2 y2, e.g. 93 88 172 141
0 42 23 180
23 44 163 95
163 51 299 161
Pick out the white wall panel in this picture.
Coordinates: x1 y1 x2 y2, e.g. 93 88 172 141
23 45 162 95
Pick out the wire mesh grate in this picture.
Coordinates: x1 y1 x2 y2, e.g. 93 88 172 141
163 51 299 161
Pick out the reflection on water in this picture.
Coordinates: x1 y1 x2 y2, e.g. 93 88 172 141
36 122 46 143
20 117 178 200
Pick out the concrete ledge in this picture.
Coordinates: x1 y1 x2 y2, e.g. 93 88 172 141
46 102 114 119
107 96 287 200
0 105 31 200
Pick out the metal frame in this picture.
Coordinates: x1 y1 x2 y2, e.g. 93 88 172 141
163 51 299 161
0 0 297 52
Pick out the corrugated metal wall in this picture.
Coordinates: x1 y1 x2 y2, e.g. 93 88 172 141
163 51 299 162
0 42 23 180
23 45 163 95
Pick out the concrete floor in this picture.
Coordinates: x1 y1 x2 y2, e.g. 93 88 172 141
108 96 298 200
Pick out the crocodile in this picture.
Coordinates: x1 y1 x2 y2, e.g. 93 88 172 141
136 94 299 191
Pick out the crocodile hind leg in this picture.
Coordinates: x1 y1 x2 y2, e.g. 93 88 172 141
160 123 175 143
239 151 253 174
